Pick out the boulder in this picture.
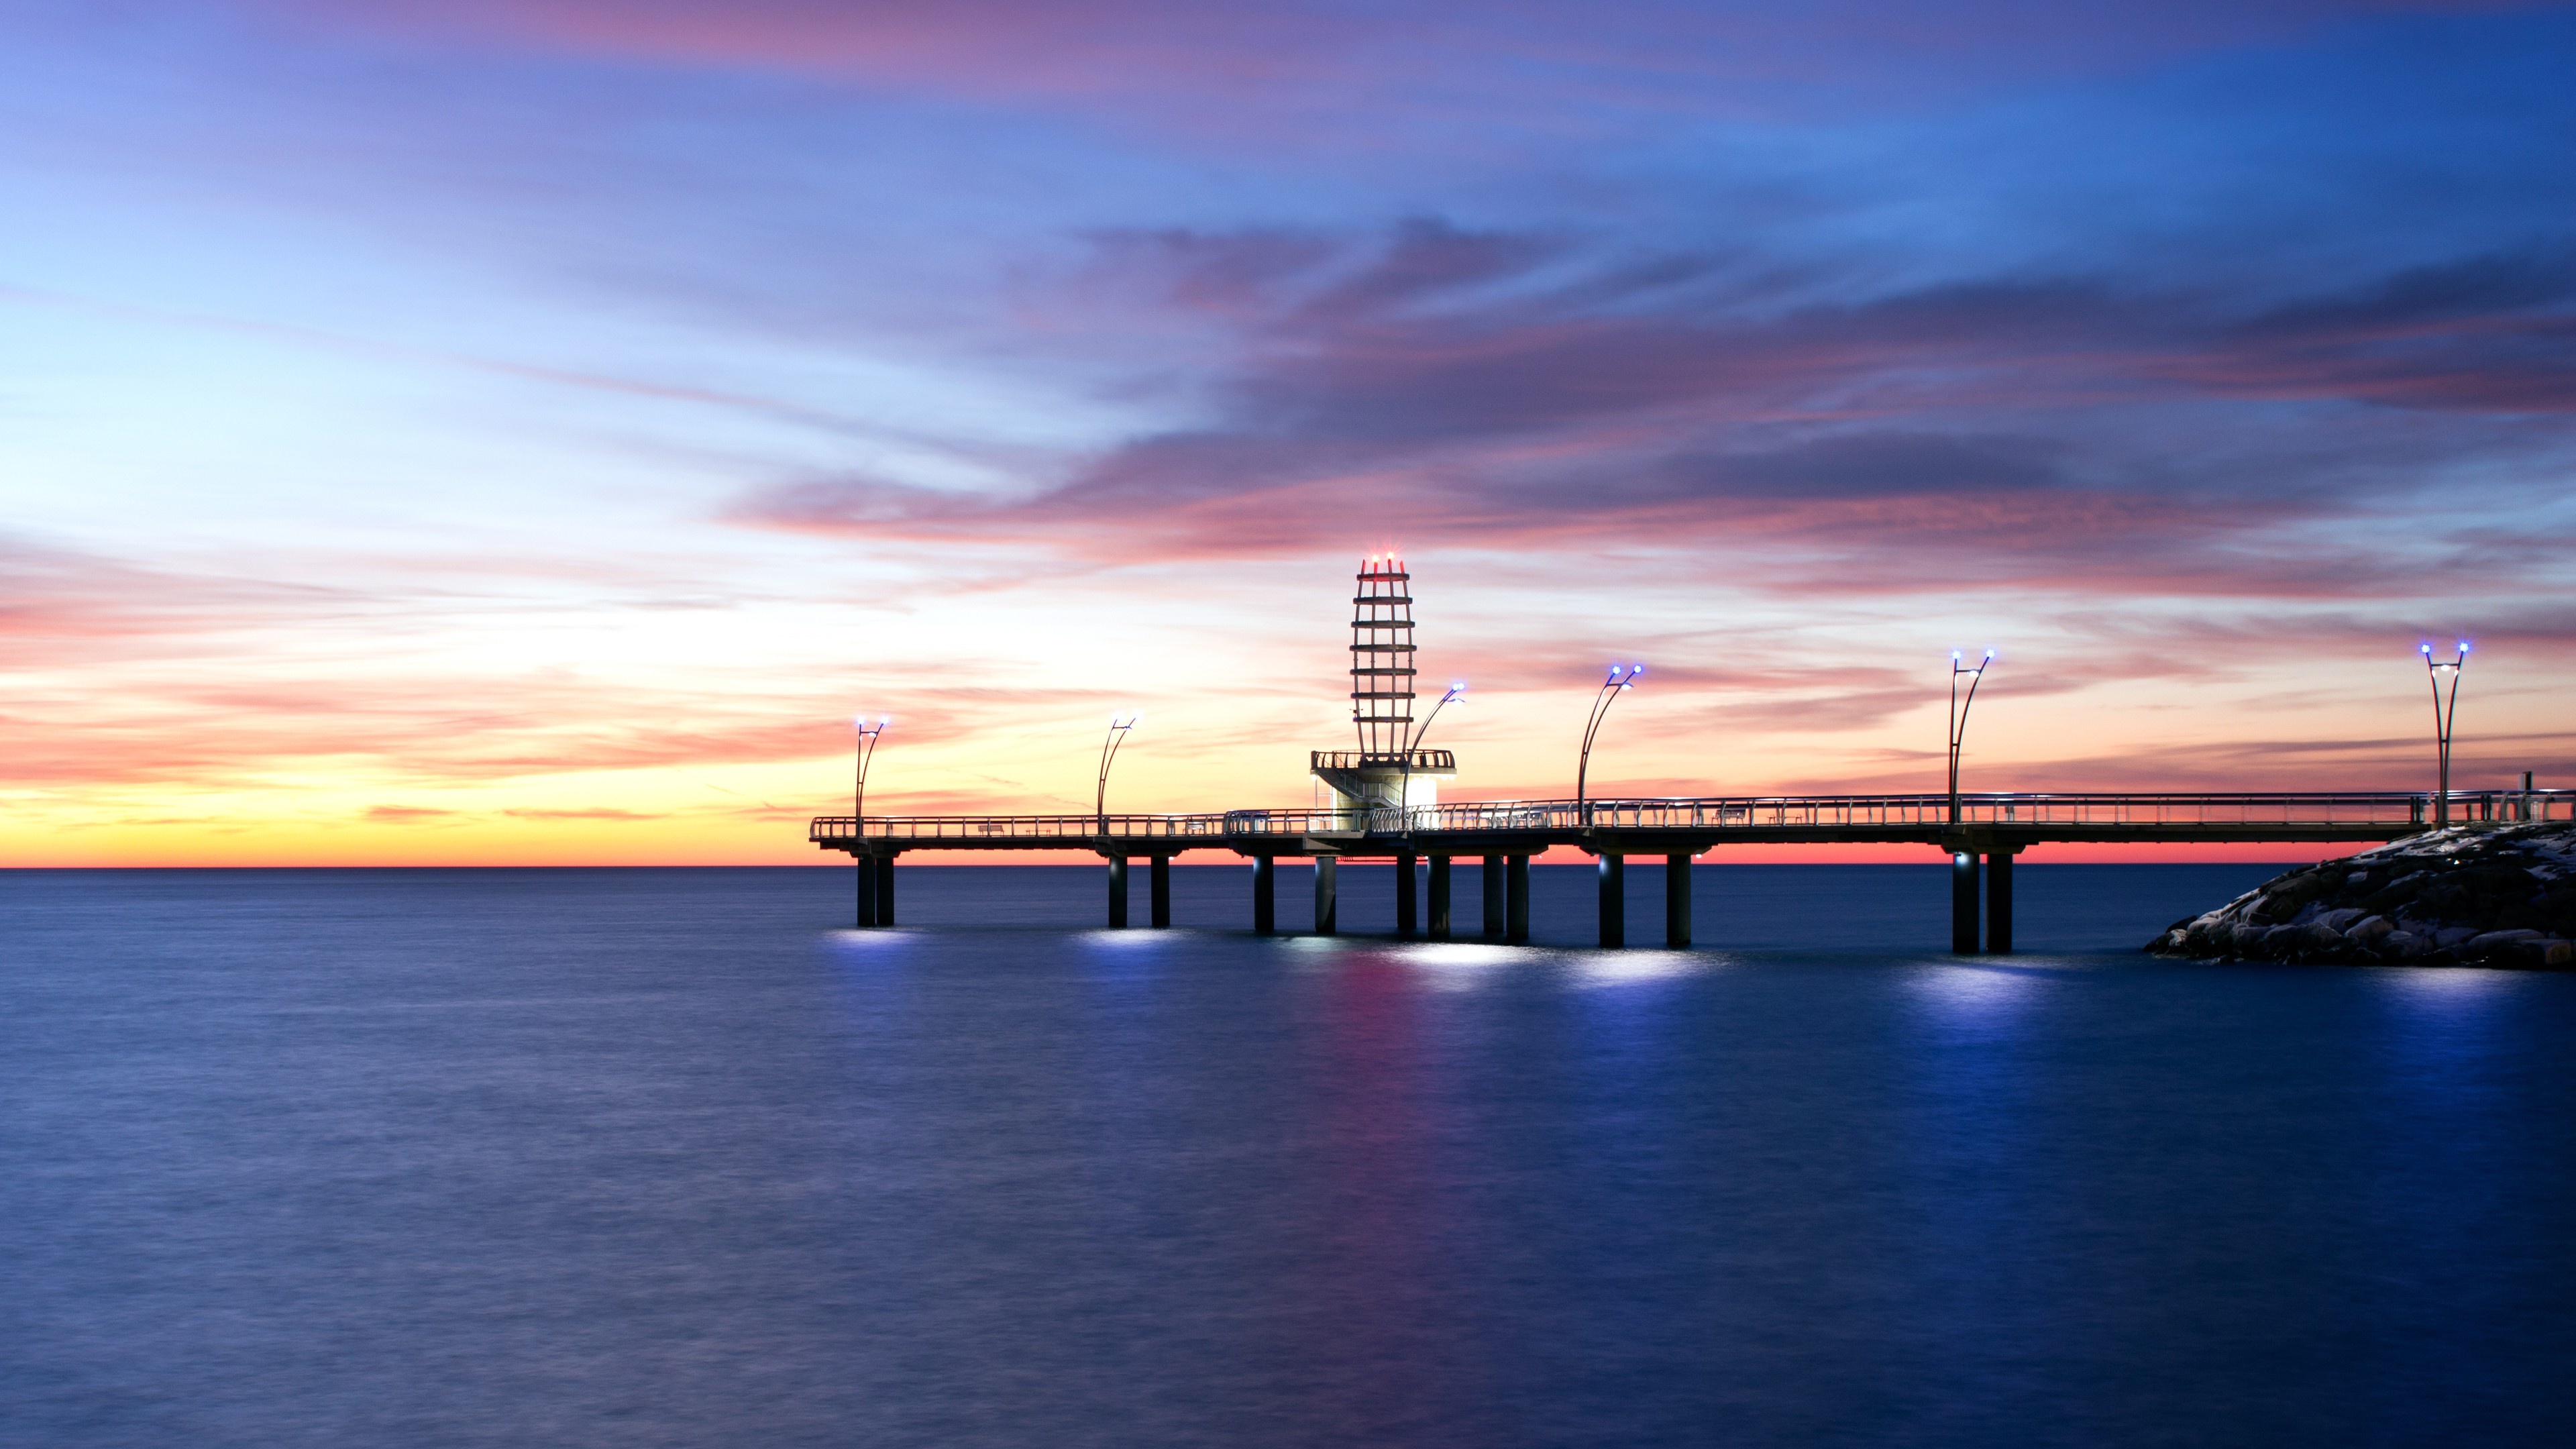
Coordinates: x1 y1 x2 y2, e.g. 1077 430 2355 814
2466 929 2542 951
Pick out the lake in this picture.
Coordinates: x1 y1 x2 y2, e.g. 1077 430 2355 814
5 863 2571 1446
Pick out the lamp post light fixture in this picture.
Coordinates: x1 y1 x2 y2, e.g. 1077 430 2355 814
2423 641 2468 826
1096 712 1140 835
1577 665 1642 824
1947 650 1993 825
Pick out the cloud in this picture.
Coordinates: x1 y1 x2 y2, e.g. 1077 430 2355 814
2182 246 2576 411
727 221 2576 600
0 533 354 667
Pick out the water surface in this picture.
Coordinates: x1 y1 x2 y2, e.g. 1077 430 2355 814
5 865 2571 1447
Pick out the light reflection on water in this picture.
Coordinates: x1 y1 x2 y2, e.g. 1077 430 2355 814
1904 959 2049 1024
1566 948 1706 987
2383 961 2519 998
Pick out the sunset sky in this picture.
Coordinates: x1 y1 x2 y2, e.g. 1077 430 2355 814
4 1 2571 865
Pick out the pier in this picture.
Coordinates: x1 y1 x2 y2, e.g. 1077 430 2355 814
814 788 2572 951
817 555 2552 952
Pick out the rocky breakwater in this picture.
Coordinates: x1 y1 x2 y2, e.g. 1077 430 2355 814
2149 822 2576 968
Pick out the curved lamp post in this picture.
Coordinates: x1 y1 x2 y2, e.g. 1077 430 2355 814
1577 665 1642 824
853 714 890 820
852 714 890 928
2423 641 2467 825
1401 682 1464 827
1947 650 1992 825
1096 712 1140 836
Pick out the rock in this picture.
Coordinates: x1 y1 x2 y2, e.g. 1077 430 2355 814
2485 937 2570 969
2467 929 2542 951
2292 924 2345 955
2146 823 2576 969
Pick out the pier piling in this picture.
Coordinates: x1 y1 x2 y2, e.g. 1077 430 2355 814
1395 851 1418 936
1428 856 1452 938
875 853 896 926
1984 851 2012 953
1253 857 1275 934
1150 856 1171 928
1598 853 1625 948
1314 857 1338 936
855 856 878 928
1108 856 1129 928
1665 853 1691 948
1950 851 1980 953
1506 855 1529 944
1482 856 1505 938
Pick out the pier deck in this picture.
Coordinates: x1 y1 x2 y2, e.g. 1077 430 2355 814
812 789 2570 950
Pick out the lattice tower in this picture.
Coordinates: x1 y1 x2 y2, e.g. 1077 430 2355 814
1350 555 1416 757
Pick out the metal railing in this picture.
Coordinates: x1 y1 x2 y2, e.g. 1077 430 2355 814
815 789 2574 845
810 813 1229 843
1410 790 2576 833
1307 749 1454 772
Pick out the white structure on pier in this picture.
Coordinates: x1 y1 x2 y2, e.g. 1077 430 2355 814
1310 554 1456 820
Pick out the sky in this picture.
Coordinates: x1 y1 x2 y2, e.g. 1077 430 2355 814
2 0 2572 866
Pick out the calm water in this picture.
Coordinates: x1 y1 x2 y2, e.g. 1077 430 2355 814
5 864 2573 1448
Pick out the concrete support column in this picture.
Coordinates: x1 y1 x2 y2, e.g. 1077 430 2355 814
1252 857 1275 935
1949 851 1980 953
1665 853 1692 949
1313 857 1339 936
1598 853 1625 948
1428 857 1452 939
1395 851 1418 936
875 853 896 926
1108 857 1129 929
1984 852 2013 954
1482 856 1505 938
1150 856 1172 928
855 855 878 928
1506 855 1531 944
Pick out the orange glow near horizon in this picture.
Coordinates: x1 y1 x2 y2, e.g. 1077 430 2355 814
0 540 2560 868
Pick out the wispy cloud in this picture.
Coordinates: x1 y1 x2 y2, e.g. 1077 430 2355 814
728 222 2576 603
